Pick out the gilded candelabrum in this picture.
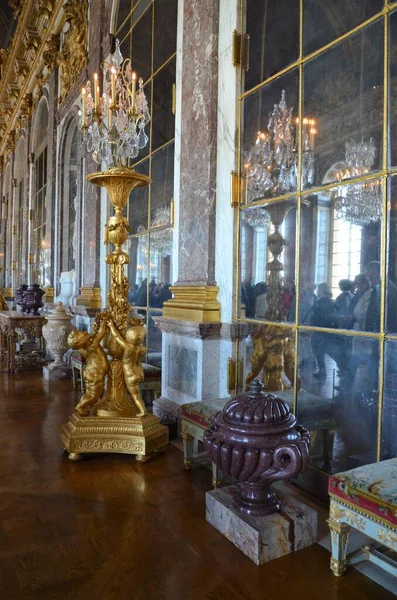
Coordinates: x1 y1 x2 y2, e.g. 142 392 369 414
60 173 168 461
245 200 299 392
61 38 168 461
61 168 169 461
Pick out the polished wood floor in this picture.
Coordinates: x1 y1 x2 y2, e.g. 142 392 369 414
0 369 393 600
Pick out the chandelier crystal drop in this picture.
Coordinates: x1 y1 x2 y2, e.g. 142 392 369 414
78 39 150 168
335 138 382 226
244 91 316 203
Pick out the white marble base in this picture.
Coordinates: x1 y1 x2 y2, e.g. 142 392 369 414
43 364 72 381
206 484 318 565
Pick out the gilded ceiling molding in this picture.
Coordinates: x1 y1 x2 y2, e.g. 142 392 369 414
0 0 65 160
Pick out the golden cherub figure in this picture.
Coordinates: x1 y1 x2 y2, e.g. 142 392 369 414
108 318 147 417
68 318 109 415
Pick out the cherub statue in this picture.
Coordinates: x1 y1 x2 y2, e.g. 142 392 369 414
245 325 298 392
67 318 109 415
108 318 147 417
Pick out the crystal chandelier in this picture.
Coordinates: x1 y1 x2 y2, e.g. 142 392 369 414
78 39 150 168
244 91 316 202
335 138 382 226
242 207 271 231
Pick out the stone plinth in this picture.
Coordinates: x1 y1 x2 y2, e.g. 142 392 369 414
43 364 72 382
206 484 317 565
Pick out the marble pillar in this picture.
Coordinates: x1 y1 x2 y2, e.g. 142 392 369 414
163 0 221 322
155 0 240 423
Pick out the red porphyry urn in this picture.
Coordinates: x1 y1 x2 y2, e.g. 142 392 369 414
203 379 310 516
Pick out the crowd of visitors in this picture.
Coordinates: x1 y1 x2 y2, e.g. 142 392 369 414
128 278 173 308
242 260 397 389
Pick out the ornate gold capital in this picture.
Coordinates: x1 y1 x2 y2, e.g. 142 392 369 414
163 285 221 323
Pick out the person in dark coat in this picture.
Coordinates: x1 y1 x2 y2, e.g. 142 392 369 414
310 282 336 380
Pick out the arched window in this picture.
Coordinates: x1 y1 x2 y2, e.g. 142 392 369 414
0 163 11 289
32 100 49 286
14 138 26 288
61 121 78 273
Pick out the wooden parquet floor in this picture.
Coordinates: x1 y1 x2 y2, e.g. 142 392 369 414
0 369 393 600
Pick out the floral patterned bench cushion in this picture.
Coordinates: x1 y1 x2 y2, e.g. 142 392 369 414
70 350 85 365
181 398 230 428
329 458 397 528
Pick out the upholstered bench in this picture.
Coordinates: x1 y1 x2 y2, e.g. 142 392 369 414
70 351 85 392
141 363 161 408
181 398 229 487
328 458 397 578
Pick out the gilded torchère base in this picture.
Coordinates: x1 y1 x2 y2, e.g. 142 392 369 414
60 412 169 461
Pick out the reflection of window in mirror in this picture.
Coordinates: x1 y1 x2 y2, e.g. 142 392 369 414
315 203 330 285
331 198 362 299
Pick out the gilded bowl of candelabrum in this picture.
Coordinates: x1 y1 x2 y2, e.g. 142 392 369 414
203 379 310 516
107 216 130 249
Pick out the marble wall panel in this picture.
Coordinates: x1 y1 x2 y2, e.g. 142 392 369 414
168 344 198 398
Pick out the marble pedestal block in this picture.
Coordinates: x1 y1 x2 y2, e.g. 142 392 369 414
206 484 317 565
43 364 72 381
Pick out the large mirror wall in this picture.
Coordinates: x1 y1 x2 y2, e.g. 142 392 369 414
115 0 177 369
238 1 397 486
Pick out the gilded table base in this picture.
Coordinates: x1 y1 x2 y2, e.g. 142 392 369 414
60 412 169 461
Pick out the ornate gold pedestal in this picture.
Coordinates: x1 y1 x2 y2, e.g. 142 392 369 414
61 413 168 462
61 166 169 461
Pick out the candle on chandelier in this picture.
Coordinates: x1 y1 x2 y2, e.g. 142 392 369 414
81 87 86 126
94 73 99 109
131 71 137 111
111 67 116 104
108 94 112 128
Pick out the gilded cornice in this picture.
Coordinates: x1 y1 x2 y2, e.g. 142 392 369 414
0 0 83 159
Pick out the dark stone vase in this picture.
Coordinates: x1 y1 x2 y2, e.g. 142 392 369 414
15 284 28 312
24 284 45 315
203 379 310 517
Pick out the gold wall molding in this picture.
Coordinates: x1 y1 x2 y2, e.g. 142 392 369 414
58 0 88 103
162 285 221 323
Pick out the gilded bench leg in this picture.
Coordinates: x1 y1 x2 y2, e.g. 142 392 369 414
182 432 194 470
328 518 351 576
71 366 77 388
322 428 335 464
212 461 224 488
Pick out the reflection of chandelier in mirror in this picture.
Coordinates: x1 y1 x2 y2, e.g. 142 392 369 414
242 207 271 231
244 91 316 202
335 138 382 226
151 204 171 228
150 204 173 255
150 229 173 255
